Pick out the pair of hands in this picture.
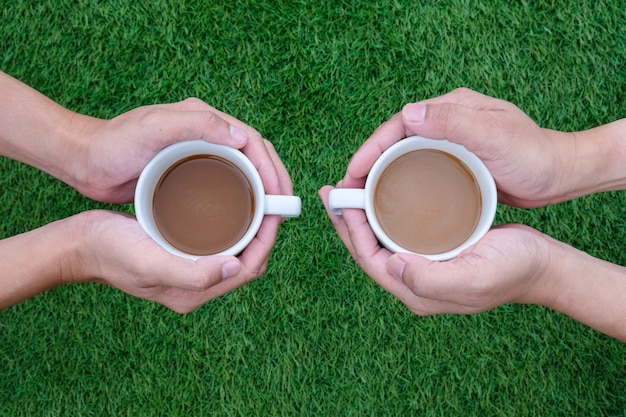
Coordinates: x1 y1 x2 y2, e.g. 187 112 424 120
60 88 599 318
64 98 293 313
320 88 580 316
6 76 623 339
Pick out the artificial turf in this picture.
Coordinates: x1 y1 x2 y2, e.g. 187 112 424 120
1 0 626 415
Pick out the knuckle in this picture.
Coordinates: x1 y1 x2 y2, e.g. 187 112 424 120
438 103 464 133
131 259 157 287
464 280 492 308
247 130 263 144
182 97 203 106
252 262 268 279
451 87 473 96
263 138 276 151
137 109 164 130
202 110 221 127
171 304 195 314
170 305 187 314
187 272 218 291
408 307 433 317
354 254 368 270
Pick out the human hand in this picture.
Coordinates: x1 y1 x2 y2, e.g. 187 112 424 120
70 99 294 307
319 186 558 314
70 123 294 311
343 88 574 208
71 209 284 313
70 98 275 204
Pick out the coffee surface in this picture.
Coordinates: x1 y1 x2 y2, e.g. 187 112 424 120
153 155 254 255
374 149 481 254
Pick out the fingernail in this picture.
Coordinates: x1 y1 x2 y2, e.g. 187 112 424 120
402 102 426 123
387 254 407 281
229 125 248 144
221 260 241 280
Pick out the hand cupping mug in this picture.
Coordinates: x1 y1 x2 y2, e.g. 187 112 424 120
135 140 301 259
329 136 497 261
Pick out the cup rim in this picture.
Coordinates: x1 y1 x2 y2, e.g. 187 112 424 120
135 140 265 259
363 136 497 261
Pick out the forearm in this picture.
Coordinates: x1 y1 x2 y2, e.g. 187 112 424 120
539 239 626 341
0 216 82 309
553 118 626 201
0 71 94 186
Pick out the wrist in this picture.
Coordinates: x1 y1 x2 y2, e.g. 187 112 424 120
524 235 578 309
0 71 98 190
585 118 626 192
512 230 567 308
56 113 103 194
0 214 86 309
527 236 626 341
553 118 626 201
52 213 90 285
63 210 103 285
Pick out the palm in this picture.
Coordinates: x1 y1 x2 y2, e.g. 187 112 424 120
399 224 550 315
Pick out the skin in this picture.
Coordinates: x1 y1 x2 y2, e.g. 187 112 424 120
0 71 294 313
320 88 626 341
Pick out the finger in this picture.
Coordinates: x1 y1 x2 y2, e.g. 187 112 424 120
341 207 382 266
148 107 248 150
162 97 259 135
161 215 281 307
385 252 496 315
263 139 294 195
401 101 485 148
339 206 420 305
175 262 248 310
415 87 497 108
144 251 241 292
242 135 281 195
345 88 508 184
321 188 473 315
318 185 357 258
146 281 232 314
345 112 406 181
263 140 294 224
387 251 482 306
401 88 517 155
237 214 281 276
199 213 283 300
156 101 287 198
343 88 493 182
185 267 251 303
340 206 441 310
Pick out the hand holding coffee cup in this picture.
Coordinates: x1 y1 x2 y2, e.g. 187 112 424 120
135 140 301 259
329 136 496 261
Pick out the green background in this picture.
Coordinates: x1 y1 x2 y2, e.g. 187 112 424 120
2 0 626 415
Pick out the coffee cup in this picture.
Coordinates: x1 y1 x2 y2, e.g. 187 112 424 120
135 140 301 259
329 136 496 261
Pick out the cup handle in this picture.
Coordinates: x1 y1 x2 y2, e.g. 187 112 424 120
264 195 302 217
328 188 366 215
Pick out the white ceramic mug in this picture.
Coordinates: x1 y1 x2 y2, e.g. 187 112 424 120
135 140 301 259
329 136 496 261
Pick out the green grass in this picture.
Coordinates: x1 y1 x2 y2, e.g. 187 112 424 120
2 0 626 415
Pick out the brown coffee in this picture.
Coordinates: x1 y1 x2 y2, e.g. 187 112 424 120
152 155 254 255
374 149 481 254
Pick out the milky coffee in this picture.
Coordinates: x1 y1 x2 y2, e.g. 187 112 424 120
373 149 481 254
152 155 254 256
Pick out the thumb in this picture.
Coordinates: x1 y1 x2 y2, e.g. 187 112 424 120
386 252 433 294
386 252 464 302
154 108 249 150
401 101 489 154
151 255 242 291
